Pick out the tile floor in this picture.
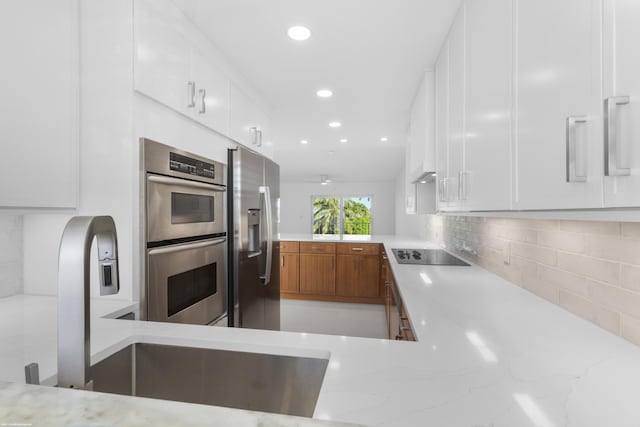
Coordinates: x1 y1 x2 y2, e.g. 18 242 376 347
280 299 387 339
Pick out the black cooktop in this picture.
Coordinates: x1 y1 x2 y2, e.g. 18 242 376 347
391 249 470 266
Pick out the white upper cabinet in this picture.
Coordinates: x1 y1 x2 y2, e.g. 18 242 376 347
435 40 450 210
229 81 272 157
514 0 603 209
134 0 229 136
463 0 512 211
444 5 466 212
0 0 78 209
602 0 640 207
407 71 436 178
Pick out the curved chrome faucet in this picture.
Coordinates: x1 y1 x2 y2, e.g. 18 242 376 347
57 216 120 389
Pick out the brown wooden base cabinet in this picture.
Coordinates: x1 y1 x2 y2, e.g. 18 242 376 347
280 241 383 304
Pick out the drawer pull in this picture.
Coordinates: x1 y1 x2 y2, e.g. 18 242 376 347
351 247 364 251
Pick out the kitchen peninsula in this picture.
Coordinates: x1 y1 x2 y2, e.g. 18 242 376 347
1 236 640 427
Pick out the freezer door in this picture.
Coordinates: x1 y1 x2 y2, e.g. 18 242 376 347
229 148 280 330
264 158 280 331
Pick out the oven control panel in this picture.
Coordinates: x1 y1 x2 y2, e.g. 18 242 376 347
170 152 215 179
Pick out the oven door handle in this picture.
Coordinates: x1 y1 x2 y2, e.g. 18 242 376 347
147 174 226 192
259 185 273 285
147 237 226 255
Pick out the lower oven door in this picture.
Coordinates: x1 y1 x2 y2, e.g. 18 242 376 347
147 237 225 324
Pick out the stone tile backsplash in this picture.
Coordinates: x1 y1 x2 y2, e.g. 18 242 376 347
0 215 23 297
427 215 640 347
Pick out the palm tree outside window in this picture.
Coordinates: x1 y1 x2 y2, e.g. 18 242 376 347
312 196 372 235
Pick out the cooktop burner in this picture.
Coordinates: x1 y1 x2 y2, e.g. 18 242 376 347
391 249 470 266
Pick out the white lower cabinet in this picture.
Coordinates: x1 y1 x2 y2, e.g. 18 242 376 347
602 0 640 207
514 0 603 210
0 0 78 208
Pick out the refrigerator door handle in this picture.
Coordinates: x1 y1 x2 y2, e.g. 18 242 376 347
259 185 273 285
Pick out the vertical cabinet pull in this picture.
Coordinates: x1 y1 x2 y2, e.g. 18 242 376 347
187 81 196 108
457 171 467 201
257 130 263 147
250 127 259 146
439 178 448 203
565 116 588 182
198 89 206 114
604 96 631 176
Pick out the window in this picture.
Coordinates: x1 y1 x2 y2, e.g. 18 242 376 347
312 196 372 235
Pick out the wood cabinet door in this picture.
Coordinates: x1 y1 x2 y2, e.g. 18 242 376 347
336 255 380 298
280 253 299 293
299 254 335 296
336 255 359 297
358 255 380 297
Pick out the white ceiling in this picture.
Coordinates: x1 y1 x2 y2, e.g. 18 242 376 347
174 0 461 183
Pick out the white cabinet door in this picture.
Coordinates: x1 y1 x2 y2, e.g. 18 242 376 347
134 0 229 137
463 0 512 211
514 0 602 209
190 49 229 136
134 0 191 117
0 0 78 208
435 40 450 210
603 0 640 207
445 5 466 211
229 81 271 156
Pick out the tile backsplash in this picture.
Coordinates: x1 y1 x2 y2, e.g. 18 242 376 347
427 215 640 347
0 214 23 297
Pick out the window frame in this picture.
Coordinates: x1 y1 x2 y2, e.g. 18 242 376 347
310 194 374 235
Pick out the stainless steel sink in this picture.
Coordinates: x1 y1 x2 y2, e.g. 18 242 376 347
90 343 329 417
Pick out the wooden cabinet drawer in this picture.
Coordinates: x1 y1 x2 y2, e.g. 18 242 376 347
279 241 299 253
299 242 336 254
336 243 380 255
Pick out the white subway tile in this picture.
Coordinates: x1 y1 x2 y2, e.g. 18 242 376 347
537 265 593 299
586 235 640 265
557 252 619 286
510 241 556 266
537 230 585 253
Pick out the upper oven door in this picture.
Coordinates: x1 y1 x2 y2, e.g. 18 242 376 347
147 174 225 243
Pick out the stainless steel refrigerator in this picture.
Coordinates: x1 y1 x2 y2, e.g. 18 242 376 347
227 147 280 330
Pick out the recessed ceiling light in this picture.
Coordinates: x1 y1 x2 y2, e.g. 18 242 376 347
329 122 341 128
287 26 311 41
300 139 308 145
380 137 389 142
316 89 333 98
339 138 348 143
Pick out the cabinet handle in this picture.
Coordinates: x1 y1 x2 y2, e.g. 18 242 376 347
566 116 588 182
198 88 206 114
187 81 196 108
250 127 259 145
457 171 468 201
604 96 631 176
281 255 285 268
351 247 364 251
257 130 263 147
440 178 449 203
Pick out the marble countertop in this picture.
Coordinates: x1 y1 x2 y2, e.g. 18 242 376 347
2 236 640 426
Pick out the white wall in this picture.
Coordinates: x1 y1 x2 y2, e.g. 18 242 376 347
280 181 396 235
0 215 22 297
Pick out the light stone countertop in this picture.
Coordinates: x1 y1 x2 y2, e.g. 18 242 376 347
1 236 640 426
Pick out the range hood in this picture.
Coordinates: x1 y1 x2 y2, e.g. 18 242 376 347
412 171 436 184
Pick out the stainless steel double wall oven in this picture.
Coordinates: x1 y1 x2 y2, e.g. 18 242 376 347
142 139 226 325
